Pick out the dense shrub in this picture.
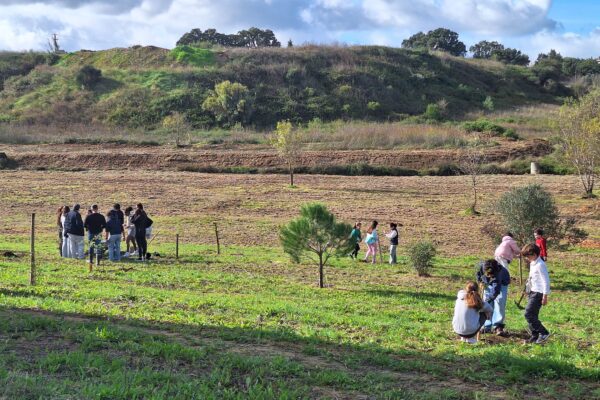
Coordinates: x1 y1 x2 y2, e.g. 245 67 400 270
424 103 442 121
462 119 505 135
76 65 102 89
407 241 437 276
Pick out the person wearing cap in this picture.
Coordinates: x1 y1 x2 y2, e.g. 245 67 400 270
64 204 85 259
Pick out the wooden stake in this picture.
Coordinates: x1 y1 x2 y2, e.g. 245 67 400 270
518 255 523 287
176 234 179 260
214 222 221 255
377 236 384 264
30 213 36 285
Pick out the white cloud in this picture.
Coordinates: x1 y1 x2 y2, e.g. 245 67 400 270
523 28 600 59
362 0 557 35
0 0 597 59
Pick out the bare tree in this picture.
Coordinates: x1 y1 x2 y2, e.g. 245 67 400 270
458 136 488 214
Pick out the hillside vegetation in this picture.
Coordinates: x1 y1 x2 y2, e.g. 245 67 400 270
0 45 565 130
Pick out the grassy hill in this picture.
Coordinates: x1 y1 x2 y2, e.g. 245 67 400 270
0 45 566 130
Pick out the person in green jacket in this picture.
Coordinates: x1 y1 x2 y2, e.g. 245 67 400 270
350 222 362 259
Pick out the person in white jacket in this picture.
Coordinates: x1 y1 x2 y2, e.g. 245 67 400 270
521 243 551 344
452 281 493 344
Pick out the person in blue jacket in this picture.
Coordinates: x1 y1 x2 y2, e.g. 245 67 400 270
476 259 510 336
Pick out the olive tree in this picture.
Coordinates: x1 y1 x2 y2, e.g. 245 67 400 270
559 90 600 198
280 203 353 288
496 184 560 246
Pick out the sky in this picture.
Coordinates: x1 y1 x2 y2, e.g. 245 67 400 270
0 0 599 59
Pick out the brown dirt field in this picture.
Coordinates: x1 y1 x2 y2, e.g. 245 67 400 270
0 169 597 256
1 139 552 171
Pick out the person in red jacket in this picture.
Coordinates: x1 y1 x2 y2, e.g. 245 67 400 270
534 228 548 261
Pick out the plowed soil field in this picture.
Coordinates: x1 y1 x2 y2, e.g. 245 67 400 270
0 170 597 255
1 139 552 171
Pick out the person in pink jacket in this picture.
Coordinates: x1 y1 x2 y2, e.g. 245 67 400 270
494 233 521 269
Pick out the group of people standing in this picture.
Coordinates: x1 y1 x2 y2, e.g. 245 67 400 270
57 203 153 262
350 220 401 265
453 229 551 345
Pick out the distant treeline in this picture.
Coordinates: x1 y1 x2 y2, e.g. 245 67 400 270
177 27 281 48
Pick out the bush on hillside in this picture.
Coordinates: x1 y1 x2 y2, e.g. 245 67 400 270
202 80 254 127
407 241 437 276
462 119 519 139
76 65 102 90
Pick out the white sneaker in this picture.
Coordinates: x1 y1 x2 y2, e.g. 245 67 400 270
123 252 129 257
465 337 477 344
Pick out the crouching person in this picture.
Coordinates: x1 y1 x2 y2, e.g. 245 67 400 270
477 259 510 336
452 281 493 344
105 209 122 261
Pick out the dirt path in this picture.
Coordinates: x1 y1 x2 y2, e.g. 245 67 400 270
2 140 552 171
7 308 512 399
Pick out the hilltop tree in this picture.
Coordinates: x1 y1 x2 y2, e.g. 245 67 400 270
402 28 466 57
280 203 353 288
202 80 253 127
559 90 600 197
177 27 281 48
470 41 504 59
238 27 281 48
270 120 303 186
470 41 529 65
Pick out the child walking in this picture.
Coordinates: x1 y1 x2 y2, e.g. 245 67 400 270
363 220 379 264
350 222 362 259
452 281 493 344
385 223 399 265
534 228 548 261
521 243 551 344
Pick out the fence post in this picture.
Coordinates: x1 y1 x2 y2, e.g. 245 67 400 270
213 222 221 255
30 213 36 286
176 234 179 260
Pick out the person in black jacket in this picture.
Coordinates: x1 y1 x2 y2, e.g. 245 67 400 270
64 204 85 259
105 209 123 261
84 204 107 241
131 203 152 261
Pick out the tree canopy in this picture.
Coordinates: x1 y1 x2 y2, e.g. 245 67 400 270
402 28 467 57
177 27 281 48
469 41 529 66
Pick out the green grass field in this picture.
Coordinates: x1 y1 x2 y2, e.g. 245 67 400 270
0 236 598 399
